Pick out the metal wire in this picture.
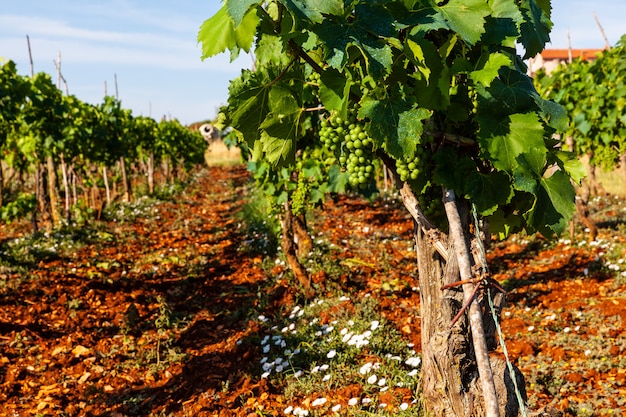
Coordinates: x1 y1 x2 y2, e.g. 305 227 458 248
472 203 528 417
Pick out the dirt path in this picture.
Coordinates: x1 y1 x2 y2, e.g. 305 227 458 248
1 165 625 416
0 166 276 415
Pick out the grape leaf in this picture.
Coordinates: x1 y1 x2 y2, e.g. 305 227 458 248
259 87 304 166
281 0 344 24
477 112 546 174
433 149 513 216
326 164 349 194
437 0 491 45
518 0 552 59
466 171 513 216
227 0 262 27
359 96 431 160
432 148 476 193
480 67 536 116
531 93 568 132
319 69 352 117
483 0 524 47
489 0 524 23
198 5 258 59
469 52 511 87
405 37 449 110
488 208 522 240
402 7 448 36
555 151 586 185
315 4 394 80
227 71 271 146
255 35 291 67
526 170 575 236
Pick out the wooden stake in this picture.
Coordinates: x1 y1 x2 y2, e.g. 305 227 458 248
593 12 611 49
567 30 573 63
26 35 34 76
443 189 500 417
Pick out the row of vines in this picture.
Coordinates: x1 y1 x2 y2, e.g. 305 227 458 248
534 35 626 238
0 59 208 231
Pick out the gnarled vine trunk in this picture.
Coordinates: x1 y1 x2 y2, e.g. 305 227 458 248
279 201 313 298
400 184 527 417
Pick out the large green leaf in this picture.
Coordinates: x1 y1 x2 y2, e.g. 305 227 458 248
259 87 304 166
481 67 537 116
470 52 512 87
433 149 513 216
280 0 344 24
466 170 513 216
359 96 431 159
518 0 552 59
437 0 491 45
555 151 586 186
526 170 575 236
255 35 291 67
477 112 546 174
531 93 568 132
487 207 523 240
319 69 352 117
326 164 349 194
484 0 524 48
227 71 271 146
405 37 449 110
315 4 394 80
198 4 258 59
227 0 262 27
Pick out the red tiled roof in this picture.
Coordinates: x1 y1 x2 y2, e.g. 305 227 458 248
540 49 605 61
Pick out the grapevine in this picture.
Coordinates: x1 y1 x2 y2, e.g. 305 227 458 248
198 2 581 415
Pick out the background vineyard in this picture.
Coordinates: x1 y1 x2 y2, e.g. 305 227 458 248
1 2 626 415
1 59 207 231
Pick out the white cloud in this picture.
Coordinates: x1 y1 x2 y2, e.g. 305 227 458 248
0 13 250 71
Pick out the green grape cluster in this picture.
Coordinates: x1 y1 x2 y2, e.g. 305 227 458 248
291 173 311 217
320 108 376 188
395 151 424 182
308 71 321 83
468 84 478 114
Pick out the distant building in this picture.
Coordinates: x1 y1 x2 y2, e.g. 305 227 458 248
527 48 605 76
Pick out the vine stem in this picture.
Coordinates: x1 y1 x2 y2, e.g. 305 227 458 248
443 188 500 417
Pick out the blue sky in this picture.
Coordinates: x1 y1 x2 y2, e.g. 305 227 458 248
1 1 625 125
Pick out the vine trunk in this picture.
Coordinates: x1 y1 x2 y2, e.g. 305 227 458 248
401 185 526 417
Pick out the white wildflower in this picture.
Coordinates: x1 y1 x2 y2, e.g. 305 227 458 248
312 397 327 407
